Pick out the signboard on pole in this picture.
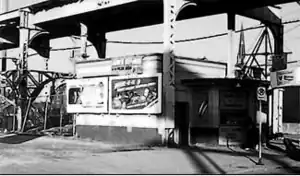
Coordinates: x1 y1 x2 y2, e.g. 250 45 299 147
109 73 162 114
66 77 108 113
257 86 267 102
271 53 287 72
270 67 300 88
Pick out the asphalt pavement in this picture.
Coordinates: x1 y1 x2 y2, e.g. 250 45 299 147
0 134 299 174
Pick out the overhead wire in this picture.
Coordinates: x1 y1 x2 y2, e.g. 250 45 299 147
24 19 300 56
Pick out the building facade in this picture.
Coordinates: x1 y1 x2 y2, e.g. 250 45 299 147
66 53 264 146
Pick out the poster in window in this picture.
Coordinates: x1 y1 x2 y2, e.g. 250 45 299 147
66 77 108 113
220 90 247 110
109 73 162 114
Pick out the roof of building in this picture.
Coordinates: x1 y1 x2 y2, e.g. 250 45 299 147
76 52 227 66
181 78 270 87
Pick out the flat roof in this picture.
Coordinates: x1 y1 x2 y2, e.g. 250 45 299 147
76 53 227 66
181 78 270 87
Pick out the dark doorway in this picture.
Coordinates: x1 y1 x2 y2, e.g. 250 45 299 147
283 87 300 123
175 102 190 146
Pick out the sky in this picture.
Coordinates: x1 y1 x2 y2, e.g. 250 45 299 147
3 0 300 74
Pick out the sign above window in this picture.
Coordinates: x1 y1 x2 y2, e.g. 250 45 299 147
111 56 143 75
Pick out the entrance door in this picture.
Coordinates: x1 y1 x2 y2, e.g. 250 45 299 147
175 102 189 146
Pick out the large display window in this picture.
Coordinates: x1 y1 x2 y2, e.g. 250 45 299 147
219 90 248 126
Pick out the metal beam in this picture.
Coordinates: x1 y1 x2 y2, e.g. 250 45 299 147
238 6 281 25
31 0 139 25
0 10 19 23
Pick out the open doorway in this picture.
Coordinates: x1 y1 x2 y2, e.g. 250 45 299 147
175 102 190 146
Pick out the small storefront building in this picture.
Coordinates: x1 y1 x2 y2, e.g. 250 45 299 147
270 66 300 135
67 53 266 146
182 78 268 145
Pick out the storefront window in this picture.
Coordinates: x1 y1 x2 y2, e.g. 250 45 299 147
219 90 248 126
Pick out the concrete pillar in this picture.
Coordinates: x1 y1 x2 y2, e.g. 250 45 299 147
268 91 273 135
272 88 284 134
227 13 235 78
278 88 283 133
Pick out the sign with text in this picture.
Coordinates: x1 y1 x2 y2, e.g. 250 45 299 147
257 87 267 101
111 56 143 75
66 77 108 113
220 91 247 110
271 54 287 72
109 74 162 114
270 67 300 88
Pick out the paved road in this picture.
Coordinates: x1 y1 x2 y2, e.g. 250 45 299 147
0 135 299 174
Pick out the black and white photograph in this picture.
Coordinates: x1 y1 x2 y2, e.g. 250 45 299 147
109 74 162 114
0 0 300 174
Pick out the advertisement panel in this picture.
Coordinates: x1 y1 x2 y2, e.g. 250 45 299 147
270 67 300 88
66 77 108 113
111 55 143 75
109 73 162 114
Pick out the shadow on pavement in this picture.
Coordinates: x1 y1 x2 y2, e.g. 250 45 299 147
180 146 226 174
198 147 300 174
283 138 300 162
166 143 300 174
227 147 257 164
0 134 42 144
267 141 286 154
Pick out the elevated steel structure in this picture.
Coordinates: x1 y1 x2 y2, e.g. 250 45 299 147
0 0 296 141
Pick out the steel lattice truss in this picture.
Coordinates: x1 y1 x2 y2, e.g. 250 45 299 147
1 69 75 102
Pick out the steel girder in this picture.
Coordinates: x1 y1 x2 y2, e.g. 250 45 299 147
0 69 75 103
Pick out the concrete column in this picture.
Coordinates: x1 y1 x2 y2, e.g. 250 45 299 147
272 88 284 134
268 91 273 135
278 88 283 133
227 13 235 78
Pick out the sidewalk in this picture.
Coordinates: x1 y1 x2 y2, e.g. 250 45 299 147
0 135 299 174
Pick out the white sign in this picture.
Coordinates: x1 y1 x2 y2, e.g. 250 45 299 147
109 73 162 114
66 77 108 113
257 87 267 101
111 56 143 75
270 67 300 88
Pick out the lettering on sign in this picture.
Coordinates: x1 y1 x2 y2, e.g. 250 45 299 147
109 74 162 114
111 56 143 75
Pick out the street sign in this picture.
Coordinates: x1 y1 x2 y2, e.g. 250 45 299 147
257 86 267 101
